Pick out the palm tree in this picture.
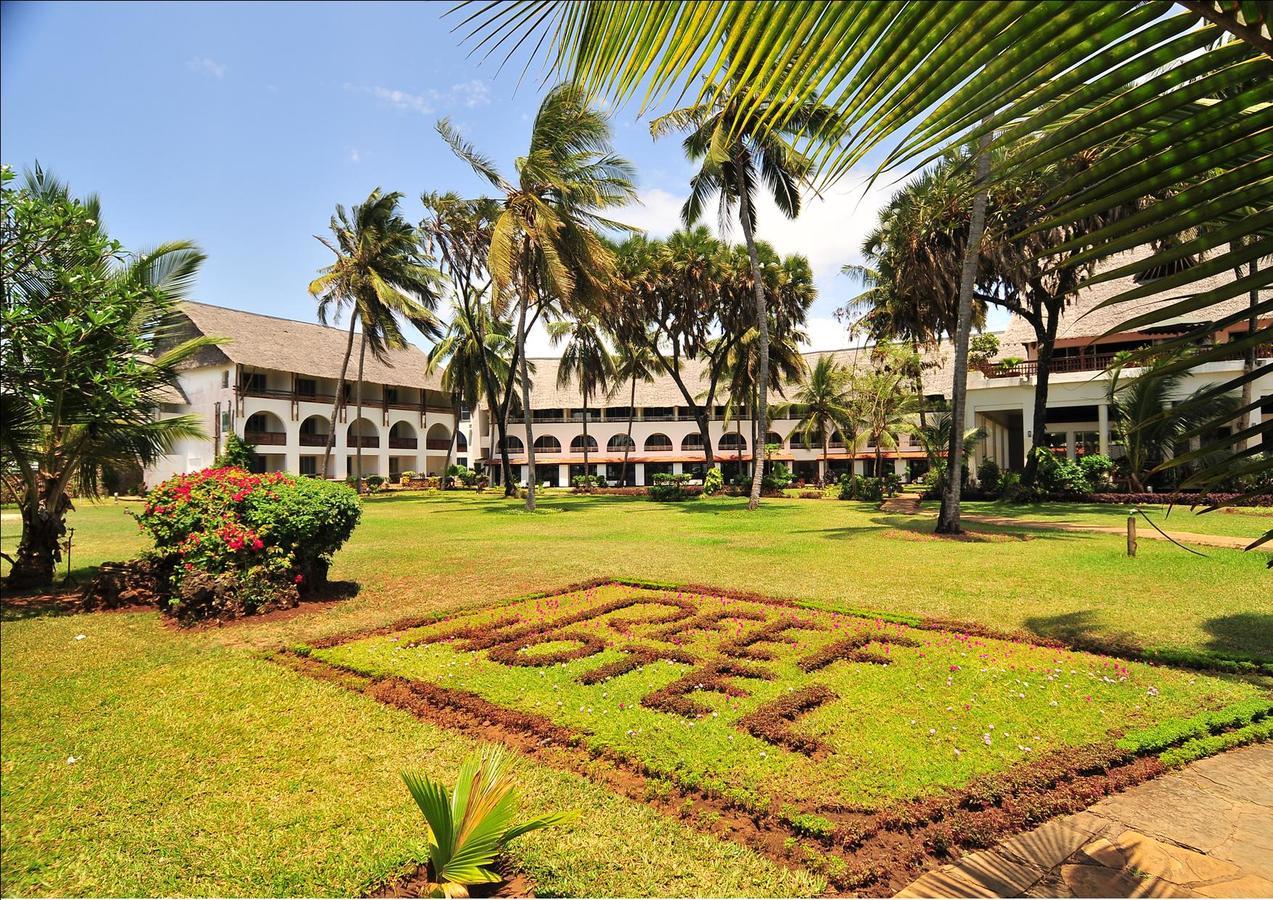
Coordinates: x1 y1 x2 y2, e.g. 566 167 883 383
1108 355 1238 493
549 313 615 484
428 299 514 485
438 84 635 510
608 336 656 487
781 356 855 485
849 367 921 479
308 189 442 486
910 412 988 495
650 76 836 510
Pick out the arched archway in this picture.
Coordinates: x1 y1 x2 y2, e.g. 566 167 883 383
498 435 524 454
644 433 672 452
347 418 380 449
607 434 635 452
298 414 330 447
719 432 747 451
570 434 599 454
681 433 704 452
426 422 451 451
534 435 562 453
244 411 287 446
389 421 418 450
765 431 784 448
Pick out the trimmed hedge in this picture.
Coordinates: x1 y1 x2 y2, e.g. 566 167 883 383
1159 718 1273 768
1116 697 1272 755
1086 492 1273 508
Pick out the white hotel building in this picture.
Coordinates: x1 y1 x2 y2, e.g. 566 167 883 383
150 253 1269 489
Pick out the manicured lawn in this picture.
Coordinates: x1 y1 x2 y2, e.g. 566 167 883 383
2 492 1270 896
960 500 1273 541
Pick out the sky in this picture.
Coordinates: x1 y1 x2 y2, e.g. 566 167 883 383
1 1 1004 356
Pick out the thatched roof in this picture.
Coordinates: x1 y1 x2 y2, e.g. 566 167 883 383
177 302 443 390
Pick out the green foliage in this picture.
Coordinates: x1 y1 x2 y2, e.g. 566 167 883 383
447 464 478 487
133 467 361 610
763 462 793 492
1159 718 1273 769
571 474 607 489
215 434 256 470
402 745 574 894
1117 698 1272 755
649 472 696 502
976 459 1001 494
702 466 724 496
967 334 1000 368
1030 447 1089 497
837 473 884 502
1078 454 1115 490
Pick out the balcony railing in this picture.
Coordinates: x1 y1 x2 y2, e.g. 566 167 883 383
237 385 451 415
348 435 380 448
979 345 1269 379
425 438 452 451
389 437 418 450
244 430 286 446
298 433 329 446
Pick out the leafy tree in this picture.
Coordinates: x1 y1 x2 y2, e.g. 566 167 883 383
849 366 921 479
438 84 635 510
549 313 615 480
1 166 211 588
215 433 256 470
779 356 856 484
650 75 836 509
308 189 442 486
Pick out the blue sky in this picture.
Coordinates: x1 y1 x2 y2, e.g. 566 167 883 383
3 1 992 354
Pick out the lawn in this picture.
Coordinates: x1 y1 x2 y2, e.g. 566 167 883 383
2 492 1271 896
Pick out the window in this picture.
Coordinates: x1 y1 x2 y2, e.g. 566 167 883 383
1074 431 1100 457
719 432 747 450
643 406 674 420
643 433 672 452
498 435 524 453
681 433 704 451
765 431 783 448
456 432 468 451
570 434 599 453
221 370 230 389
296 378 317 398
241 372 266 393
534 435 562 453
220 410 232 434
299 456 317 476
385 388 399 404
460 404 471 421
607 434 635 452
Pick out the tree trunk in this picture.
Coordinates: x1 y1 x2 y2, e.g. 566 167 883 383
498 331 524 497
582 388 590 487
736 172 769 511
321 316 358 479
936 129 992 535
659 350 715 467
820 422 829 485
1241 251 1259 450
7 484 70 589
621 374 636 486
1022 313 1059 488
444 395 460 487
355 332 367 493
517 293 537 511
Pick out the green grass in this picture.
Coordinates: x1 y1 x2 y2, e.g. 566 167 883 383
3 491 1271 896
313 582 1265 815
960 500 1273 541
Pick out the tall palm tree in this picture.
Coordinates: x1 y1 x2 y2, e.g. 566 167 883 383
910 412 988 495
780 356 855 485
438 84 635 510
651 78 836 510
608 335 656 487
850 367 921 479
428 298 514 485
548 313 615 484
308 189 442 485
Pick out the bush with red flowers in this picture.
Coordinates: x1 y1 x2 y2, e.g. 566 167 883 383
127 467 361 623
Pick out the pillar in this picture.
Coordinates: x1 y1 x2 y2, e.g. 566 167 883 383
558 463 570 487
1098 402 1110 456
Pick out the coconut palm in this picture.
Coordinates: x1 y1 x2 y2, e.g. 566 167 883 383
780 356 856 485
650 77 837 510
437 84 635 510
849 367 921 479
428 299 514 484
910 412 989 495
608 336 656 487
309 189 442 486
548 313 615 483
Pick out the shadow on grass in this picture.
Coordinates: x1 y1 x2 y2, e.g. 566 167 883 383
1023 609 1141 652
868 515 1085 543
1204 612 1273 662
1 590 84 622
1025 609 1273 669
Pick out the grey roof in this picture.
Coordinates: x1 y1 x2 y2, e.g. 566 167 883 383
177 301 444 391
1000 248 1271 348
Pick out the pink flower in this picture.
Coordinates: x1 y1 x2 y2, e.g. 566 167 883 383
294 574 304 585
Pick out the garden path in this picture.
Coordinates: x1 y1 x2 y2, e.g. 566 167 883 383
896 743 1273 898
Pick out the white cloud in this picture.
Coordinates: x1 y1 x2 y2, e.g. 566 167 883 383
187 56 226 79
346 80 492 116
348 148 361 163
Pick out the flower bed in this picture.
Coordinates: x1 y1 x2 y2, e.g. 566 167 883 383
84 467 360 624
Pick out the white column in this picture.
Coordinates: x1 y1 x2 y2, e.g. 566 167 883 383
558 463 569 487
635 463 645 486
1065 431 1076 460
285 422 300 475
1098 402 1110 456
334 419 349 479
894 457 906 478
672 462 683 475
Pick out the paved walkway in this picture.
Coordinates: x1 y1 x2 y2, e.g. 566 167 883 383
881 493 924 514
958 514 1256 551
896 743 1273 898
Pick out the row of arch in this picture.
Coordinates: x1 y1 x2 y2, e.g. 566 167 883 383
496 431 777 454
245 412 463 450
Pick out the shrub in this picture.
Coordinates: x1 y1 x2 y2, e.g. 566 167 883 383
1078 453 1115 489
364 474 386 491
763 462 793 491
214 434 256 469
837 473 884 502
702 466 724 496
998 470 1024 501
571 473 607 490
977 458 1002 494
1030 446 1089 496
446 464 477 487
131 467 360 622
649 472 696 502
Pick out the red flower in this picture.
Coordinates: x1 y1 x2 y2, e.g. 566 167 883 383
293 574 303 584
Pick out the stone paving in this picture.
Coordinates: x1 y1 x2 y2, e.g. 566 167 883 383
896 743 1273 898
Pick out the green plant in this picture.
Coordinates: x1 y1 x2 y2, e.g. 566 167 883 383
997 471 1023 502
762 462 793 492
977 459 1002 494
215 434 257 469
402 745 574 896
1030 447 1089 497
649 472 696 502
1078 454 1114 490
702 467 724 496
836 473 883 502
967 334 1000 369
571 474 606 490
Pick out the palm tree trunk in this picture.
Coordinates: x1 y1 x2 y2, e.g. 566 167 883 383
517 293 536 511
7 477 70 589
444 394 460 487
1240 250 1258 450
355 332 367 493
582 388 590 487
736 175 769 511
820 421 829 486
1023 312 1059 487
621 374 636 486
499 337 523 496
936 128 992 535
321 316 358 479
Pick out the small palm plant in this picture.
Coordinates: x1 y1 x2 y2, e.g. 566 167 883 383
402 746 574 897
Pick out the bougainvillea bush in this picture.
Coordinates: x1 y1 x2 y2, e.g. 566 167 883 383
130 467 360 622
